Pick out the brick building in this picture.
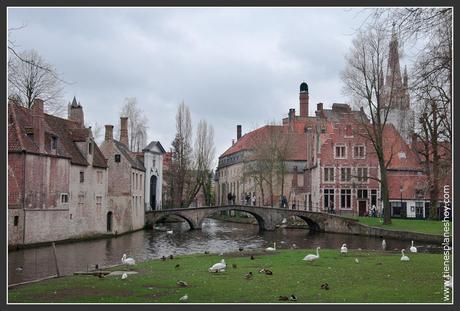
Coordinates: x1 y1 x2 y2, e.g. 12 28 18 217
8 98 109 248
99 117 145 234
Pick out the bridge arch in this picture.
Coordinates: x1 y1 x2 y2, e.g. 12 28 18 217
148 213 197 230
198 206 270 231
289 213 322 232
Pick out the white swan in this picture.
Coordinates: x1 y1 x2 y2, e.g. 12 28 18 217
121 254 136 265
166 230 173 234
303 247 320 262
179 294 188 302
266 242 276 251
410 241 417 253
209 259 226 272
355 258 360 264
382 239 387 251
121 273 128 279
340 244 348 255
400 249 410 261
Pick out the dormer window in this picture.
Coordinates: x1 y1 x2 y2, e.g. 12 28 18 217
51 136 58 150
88 141 93 154
115 154 121 162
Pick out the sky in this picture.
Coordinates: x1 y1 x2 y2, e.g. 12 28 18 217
8 7 380 167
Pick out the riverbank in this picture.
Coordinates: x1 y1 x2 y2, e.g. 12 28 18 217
208 214 309 229
8 249 448 303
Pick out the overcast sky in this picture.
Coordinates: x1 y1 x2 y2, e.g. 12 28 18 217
8 7 378 166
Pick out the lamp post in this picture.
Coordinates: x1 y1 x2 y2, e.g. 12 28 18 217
400 184 403 218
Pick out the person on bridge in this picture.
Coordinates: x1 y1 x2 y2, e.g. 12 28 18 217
252 193 256 206
245 193 251 205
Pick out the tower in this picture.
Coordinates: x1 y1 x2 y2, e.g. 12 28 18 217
68 96 85 128
299 82 309 117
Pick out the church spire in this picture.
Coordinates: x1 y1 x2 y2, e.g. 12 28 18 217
403 65 408 87
386 23 403 89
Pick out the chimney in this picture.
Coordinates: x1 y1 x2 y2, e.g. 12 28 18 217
68 96 85 128
32 98 45 153
299 82 309 117
288 108 296 121
237 125 242 140
105 125 114 141
120 117 129 147
317 103 323 111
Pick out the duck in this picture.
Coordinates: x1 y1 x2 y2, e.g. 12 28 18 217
250 255 255 260
177 280 188 287
289 294 297 301
410 241 417 253
264 269 273 275
340 244 348 255
303 247 320 262
121 273 128 279
169 254 174 259
320 283 330 290
400 249 410 261
238 247 244 252
265 242 276 251
204 251 210 254
278 296 289 301
179 294 188 302
175 264 180 269
209 259 226 272
355 258 360 264
382 239 387 251
245 272 253 279
161 256 167 261
121 254 135 265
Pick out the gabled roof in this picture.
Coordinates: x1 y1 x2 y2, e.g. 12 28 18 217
383 124 423 171
143 141 166 154
114 140 145 171
8 102 107 168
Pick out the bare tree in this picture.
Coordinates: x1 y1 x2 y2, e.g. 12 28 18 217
120 97 148 152
171 102 193 208
88 121 104 145
8 49 66 116
341 24 398 225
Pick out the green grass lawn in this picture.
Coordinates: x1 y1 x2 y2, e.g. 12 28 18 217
8 249 449 303
354 217 445 235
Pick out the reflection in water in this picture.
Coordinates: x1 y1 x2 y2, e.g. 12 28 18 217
8 218 440 284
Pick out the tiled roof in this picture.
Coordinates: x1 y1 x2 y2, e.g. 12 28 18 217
383 124 423 171
143 141 166 153
387 172 428 200
8 102 107 168
220 125 307 161
114 140 145 171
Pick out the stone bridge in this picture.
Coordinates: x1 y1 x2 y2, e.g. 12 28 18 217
145 205 361 232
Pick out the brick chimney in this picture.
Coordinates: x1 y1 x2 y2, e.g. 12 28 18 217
105 125 114 141
120 117 129 147
32 98 45 153
288 108 296 121
237 125 242 140
299 82 309 117
68 96 84 128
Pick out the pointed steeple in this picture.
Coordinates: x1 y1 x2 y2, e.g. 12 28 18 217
386 23 402 89
71 96 79 107
403 65 408 87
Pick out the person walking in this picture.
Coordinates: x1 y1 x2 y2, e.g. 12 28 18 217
251 193 256 206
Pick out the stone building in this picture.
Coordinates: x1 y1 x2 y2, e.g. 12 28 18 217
8 98 109 248
99 117 145 234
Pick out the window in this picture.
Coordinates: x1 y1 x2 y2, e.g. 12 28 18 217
61 193 69 203
152 159 156 167
115 154 121 162
335 145 346 159
51 136 58 150
78 193 85 206
371 189 377 207
340 189 352 209
357 189 368 199
353 145 365 158
14 216 19 226
341 167 351 182
80 171 85 183
324 168 334 182
357 167 368 182
97 171 103 184
88 141 93 154
96 196 102 209
324 189 335 210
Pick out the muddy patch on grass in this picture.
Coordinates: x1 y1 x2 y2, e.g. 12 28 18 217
24 287 135 302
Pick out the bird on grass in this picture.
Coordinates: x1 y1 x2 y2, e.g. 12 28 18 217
382 239 387 251
250 255 255 260
209 259 226 273
289 294 297 301
354 258 360 264
258 268 266 273
279 296 289 301
177 280 188 287
161 256 167 261
245 272 253 279
121 254 135 266
320 283 329 290
264 269 273 275
303 247 320 262
400 249 410 261
410 241 417 253
175 264 180 269
169 255 174 259
204 251 210 254
179 294 188 302
340 244 348 256
121 273 128 280
232 264 237 269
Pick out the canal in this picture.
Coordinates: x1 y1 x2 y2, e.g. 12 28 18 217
8 218 440 285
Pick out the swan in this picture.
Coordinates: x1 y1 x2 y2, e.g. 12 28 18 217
303 247 320 262
121 254 136 265
382 239 387 251
209 259 226 272
410 241 417 253
266 242 276 251
245 272 253 279
282 218 287 224
179 294 188 302
166 230 173 234
400 249 410 261
177 280 188 287
355 258 360 264
121 273 128 279
340 244 348 255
